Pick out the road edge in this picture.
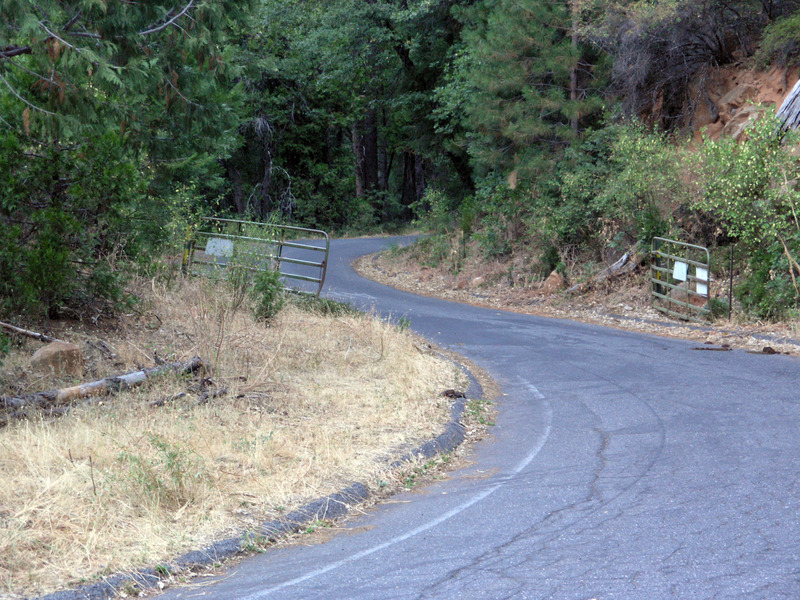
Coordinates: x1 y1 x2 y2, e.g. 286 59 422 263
34 359 482 600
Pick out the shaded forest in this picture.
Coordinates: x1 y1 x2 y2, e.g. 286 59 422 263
3 0 800 320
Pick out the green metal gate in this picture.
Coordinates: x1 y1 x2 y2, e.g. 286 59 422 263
182 218 330 296
651 237 711 322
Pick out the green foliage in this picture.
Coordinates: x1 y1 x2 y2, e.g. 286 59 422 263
698 110 800 319
538 245 564 279
473 177 532 258
553 121 679 252
0 131 149 316
443 0 605 179
0 1 256 317
755 10 800 67
413 189 459 235
116 434 207 509
736 238 800 319
698 111 799 248
224 0 469 230
250 269 285 323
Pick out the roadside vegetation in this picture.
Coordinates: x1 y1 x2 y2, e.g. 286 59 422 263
0 276 466 597
401 110 800 323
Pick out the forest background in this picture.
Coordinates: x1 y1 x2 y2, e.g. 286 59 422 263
4 0 800 322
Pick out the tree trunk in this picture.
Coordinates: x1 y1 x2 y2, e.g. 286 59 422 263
570 0 579 135
447 150 475 194
401 150 416 209
227 162 245 215
1 357 205 426
352 121 365 199
259 142 273 218
414 153 426 202
362 108 380 193
378 109 389 192
400 150 425 220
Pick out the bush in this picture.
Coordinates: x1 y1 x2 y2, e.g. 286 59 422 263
250 269 285 323
0 131 160 318
550 121 680 255
755 10 800 68
473 176 531 258
698 110 800 319
737 239 800 320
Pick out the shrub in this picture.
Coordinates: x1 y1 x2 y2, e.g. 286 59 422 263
755 10 800 68
697 110 800 319
552 121 680 255
473 176 531 258
0 131 160 318
251 268 285 322
736 239 800 320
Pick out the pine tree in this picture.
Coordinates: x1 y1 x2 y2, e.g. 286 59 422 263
0 0 256 316
451 0 603 179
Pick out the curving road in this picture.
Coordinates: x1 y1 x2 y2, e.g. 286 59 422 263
160 236 800 600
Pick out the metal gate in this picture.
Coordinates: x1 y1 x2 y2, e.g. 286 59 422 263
182 218 330 296
651 237 711 322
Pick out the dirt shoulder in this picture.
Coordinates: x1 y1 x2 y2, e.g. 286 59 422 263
354 249 800 356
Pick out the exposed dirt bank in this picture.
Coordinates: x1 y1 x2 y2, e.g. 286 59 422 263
355 250 800 356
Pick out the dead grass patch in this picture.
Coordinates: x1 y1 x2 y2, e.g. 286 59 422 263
0 275 465 598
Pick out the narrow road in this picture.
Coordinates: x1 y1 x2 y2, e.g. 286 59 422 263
161 236 800 600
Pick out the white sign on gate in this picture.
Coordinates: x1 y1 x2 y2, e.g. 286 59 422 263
696 266 709 296
673 260 688 282
206 237 234 258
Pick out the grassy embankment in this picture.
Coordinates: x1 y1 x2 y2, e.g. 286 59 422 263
0 275 468 598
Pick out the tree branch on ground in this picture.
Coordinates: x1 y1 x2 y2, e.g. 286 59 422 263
0 321 65 344
0 357 205 427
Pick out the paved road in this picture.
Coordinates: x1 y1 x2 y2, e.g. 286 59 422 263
160 236 800 600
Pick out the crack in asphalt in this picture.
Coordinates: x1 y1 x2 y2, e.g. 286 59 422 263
410 365 667 600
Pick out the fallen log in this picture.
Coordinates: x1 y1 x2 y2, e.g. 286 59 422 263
0 320 65 344
1 357 204 421
566 249 641 294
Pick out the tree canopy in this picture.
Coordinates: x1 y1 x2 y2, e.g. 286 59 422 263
4 0 800 319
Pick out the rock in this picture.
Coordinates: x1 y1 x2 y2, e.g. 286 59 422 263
668 281 708 307
719 83 757 111
722 105 762 140
471 276 484 288
541 270 566 295
30 341 84 377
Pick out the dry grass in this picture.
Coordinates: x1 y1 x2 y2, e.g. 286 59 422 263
0 276 464 598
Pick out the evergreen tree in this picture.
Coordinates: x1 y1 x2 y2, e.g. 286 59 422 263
226 0 475 230
0 0 255 316
445 0 604 180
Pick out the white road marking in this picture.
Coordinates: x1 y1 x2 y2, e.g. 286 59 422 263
241 382 552 599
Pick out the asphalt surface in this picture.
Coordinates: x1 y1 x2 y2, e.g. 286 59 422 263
158 236 800 600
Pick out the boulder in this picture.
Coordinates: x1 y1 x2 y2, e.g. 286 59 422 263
719 83 758 111
668 281 708 307
722 105 762 140
541 270 566 295
30 341 84 377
